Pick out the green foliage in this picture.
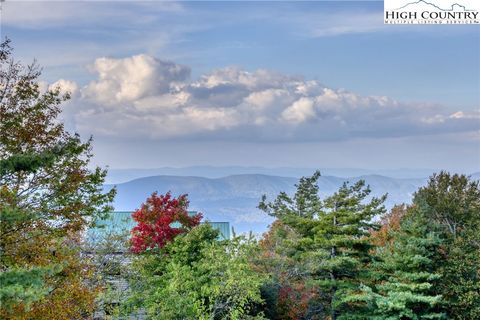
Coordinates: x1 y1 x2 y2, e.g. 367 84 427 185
0 39 115 238
1 52 476 320
0 141 78 176
0 39 115 319
412 172 480 319
255 220 314 319
0 265 62 311
126 224 266 319
365 216 446 319
259 170 323 221
438 232 480 320
260 171 386 319
352 172 480 320
413 172 480 240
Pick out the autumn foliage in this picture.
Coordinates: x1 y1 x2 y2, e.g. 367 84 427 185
0 39 114 319
370 204 408 247
256 220 318 319
130 192 202 253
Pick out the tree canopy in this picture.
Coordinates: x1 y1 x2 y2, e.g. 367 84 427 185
0 39 115 319
126 223 266 319
130 192 202 253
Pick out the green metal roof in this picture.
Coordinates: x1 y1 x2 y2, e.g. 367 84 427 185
87 211 230 245
205 221 230 240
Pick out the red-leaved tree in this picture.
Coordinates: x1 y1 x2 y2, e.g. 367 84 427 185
130 192 202 253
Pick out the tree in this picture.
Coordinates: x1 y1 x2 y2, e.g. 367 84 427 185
370 204 408 247
126 224 266 319
412 172 480 319
255 220 319 320
359 172 479 319
364 214 446 319
130 192 202 253
0 39 115 319
260 171 386 319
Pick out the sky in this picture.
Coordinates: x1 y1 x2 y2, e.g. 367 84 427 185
1 0 479 172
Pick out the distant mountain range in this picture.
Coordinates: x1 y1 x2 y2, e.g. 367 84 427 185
105 166 444 184
104 171 480 234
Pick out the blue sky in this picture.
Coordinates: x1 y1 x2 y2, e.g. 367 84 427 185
2 1 479 172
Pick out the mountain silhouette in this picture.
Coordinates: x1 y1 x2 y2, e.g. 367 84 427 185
104 173 430 234
395 0 474 11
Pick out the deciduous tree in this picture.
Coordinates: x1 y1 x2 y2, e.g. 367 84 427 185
126 224 266 319
0 39 115 319
413 172 480 319
256 220 319 320
130 192 202 253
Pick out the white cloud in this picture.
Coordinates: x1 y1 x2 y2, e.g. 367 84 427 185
56 54 479 142
49 79 79 97
83 54 190 105
449 111 480 119
1 1 184 29
281 97 316 123
308 12 384 37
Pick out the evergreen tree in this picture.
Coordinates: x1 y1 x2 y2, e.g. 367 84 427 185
367 215 446 319
412 172 480 319
260 171 386 319
0 39 115 319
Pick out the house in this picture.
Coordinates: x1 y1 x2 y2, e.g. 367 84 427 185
86 212 231 319
87 211 230 250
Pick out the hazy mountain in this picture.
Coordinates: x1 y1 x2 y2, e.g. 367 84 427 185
105 173 431 234
105 166 439 184
470 172 480 180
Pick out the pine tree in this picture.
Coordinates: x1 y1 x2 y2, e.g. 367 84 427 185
369 216 446 319
260 172 386 319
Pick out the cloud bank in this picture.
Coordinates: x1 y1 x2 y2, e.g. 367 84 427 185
54 54 479 142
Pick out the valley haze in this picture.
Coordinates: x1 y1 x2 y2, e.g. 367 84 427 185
105 167 480 234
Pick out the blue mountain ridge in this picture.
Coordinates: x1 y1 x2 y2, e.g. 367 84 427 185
105 166 441 184
104 173 445 234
